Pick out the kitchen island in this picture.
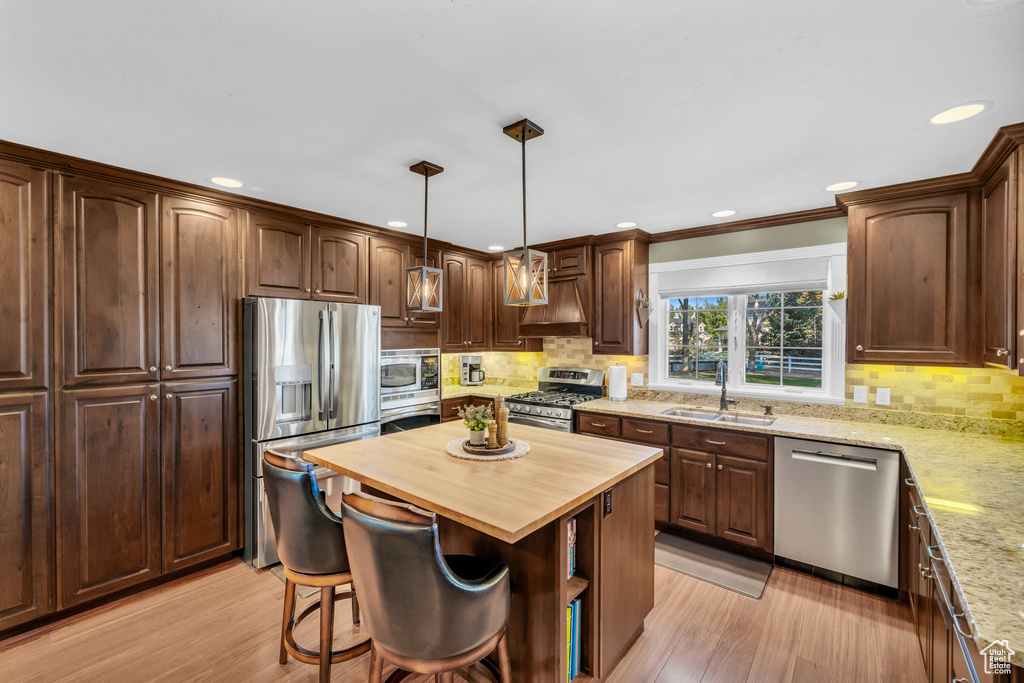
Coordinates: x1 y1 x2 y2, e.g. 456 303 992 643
304 421 663 682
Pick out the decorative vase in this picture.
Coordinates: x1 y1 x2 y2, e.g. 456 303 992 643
469 429 486 446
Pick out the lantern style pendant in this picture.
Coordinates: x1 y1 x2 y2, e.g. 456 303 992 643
502 119 548 306
406 161 444 312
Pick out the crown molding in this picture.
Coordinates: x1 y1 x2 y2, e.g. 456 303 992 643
648 206 843 243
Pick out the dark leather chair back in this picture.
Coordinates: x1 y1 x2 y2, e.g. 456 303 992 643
262 450 350 576
341 492 510 661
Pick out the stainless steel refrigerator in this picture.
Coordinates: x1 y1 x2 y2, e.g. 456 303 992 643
242 297 381 568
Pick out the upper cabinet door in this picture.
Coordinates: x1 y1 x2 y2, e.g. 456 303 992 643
492 260 526 350
980 154 1018 369
593 240 630 354
442 253 468 351
848 193 971 365
550 245 589 279
312 227 367 303
58 175 159 387
0 392 52 631
244 211 311 298
58 385 161 608
369 236 410 328
161 197 238 380
466 257 491 349
0 160 49 391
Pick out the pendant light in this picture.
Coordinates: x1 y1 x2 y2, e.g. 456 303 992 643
502 118 548 306
406 160 444 312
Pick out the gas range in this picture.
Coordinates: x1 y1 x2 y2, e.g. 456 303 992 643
506 367 605 432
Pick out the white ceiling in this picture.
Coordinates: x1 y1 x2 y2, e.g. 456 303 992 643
2 1 1023 250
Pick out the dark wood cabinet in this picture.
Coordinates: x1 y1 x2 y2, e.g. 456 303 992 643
670 448 715 535
442 253 491 351
161 380 239 573
549 245 589 279
847 192 972 365
0 160 50 391
312 226 366 304
57 175 159 387
0 392 52 631
160 197 238 380
491 260 541 351
593 239 648 355
369 235 411 328
980 153 1019 369
440 395 495 423
244 211 311 298
598 466 654 674
58 385 161 608
714 454 768 549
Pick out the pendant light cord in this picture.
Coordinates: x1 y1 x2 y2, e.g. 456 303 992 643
521 134 527 250
422 169 429 260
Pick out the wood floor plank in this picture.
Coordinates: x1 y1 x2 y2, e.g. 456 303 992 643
0 559 926 683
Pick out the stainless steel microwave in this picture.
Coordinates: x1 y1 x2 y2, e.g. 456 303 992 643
380 348 440 413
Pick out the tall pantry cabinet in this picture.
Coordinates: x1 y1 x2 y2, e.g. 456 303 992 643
55 175 240 608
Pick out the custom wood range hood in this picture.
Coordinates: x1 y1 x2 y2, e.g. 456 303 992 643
518 278 588 337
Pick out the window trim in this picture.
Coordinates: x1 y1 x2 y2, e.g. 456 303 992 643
649 243 847 405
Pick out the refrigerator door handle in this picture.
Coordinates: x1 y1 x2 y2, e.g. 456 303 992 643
317 310 327 422
327 309 336 423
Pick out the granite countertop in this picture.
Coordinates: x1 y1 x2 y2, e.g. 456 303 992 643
575 398 1024 667
441 383 536 400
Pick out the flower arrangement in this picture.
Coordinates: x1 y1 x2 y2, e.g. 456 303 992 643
458 403 493 431
828 291 846 300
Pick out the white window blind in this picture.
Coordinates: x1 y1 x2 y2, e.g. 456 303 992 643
656 257 830 299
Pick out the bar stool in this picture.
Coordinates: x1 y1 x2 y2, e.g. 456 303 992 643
340 491 512 683
263 450 371 683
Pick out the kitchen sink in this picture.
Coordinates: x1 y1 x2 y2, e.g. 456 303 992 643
660 408 721 420
715 413 777 426
661 407 777 426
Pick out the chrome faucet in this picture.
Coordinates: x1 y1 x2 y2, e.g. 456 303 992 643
715 361 740 411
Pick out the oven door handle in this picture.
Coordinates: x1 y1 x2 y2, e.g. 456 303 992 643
381 402 441 424
509 414 570 431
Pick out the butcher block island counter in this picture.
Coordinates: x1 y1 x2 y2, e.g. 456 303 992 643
304 421 663 682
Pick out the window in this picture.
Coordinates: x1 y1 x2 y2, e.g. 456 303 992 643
649 244 846 404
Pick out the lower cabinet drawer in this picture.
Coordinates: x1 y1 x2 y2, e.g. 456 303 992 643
654 454 669 485
654 483 670 524
621 418 669 445
577 413 621 437
671 424 768 462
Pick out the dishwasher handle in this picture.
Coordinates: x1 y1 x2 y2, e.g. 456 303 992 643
791 448 878 471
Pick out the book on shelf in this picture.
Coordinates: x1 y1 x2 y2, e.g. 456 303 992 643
567 517 577 580
566 597 582 681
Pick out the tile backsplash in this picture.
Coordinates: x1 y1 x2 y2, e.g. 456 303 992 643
443 341 1023 424
845 364 1024 422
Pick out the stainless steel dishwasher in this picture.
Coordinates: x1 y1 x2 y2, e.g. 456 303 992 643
774 437 900 588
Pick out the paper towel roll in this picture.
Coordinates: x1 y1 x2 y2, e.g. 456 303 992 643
608 365 627 402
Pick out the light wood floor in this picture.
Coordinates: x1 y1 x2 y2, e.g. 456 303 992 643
0 558 926 683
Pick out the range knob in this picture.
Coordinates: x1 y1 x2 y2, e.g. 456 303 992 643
546 409 554 416
521 406 531 414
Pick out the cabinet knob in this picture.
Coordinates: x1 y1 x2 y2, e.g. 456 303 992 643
149 366 157 372
165 393 172 399
305 288 311 293
149 395 157 401
706 462 712 468
855 345 864 351
315 289 321 294
164 365 172 371
717 464 723 470
995 348 1009 357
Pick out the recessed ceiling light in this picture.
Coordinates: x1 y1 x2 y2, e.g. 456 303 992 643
387 221 408 228
711 210 736 218
488 245 505 251
211 177 242 188
616 222 637 228
825 181 860 192
929 102 989 125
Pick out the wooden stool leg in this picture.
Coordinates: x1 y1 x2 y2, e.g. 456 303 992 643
497 629 511 683
369 642 384 683
351 591 360 625
280 578 297 665
436 672 454 683
319 585 335 683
